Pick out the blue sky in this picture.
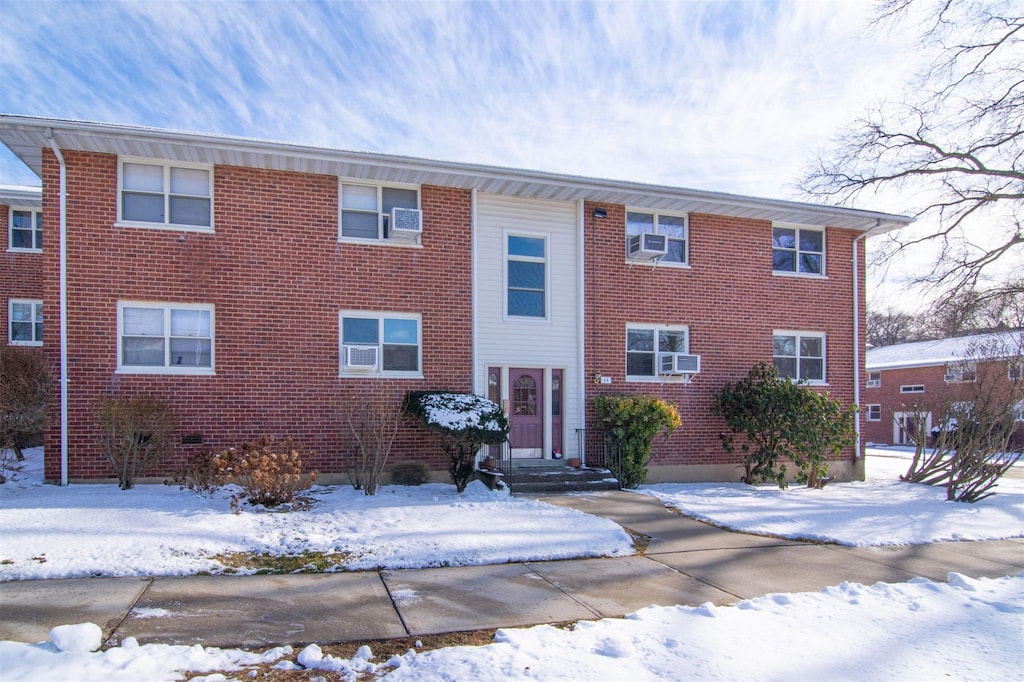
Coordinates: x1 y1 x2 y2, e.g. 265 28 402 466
0 0 917 196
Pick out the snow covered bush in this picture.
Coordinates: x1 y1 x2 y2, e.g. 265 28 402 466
713 362 855 489
210 436 319 510
593 394 681 488
0 345 50 461
97 394 175 490
403 391 509 493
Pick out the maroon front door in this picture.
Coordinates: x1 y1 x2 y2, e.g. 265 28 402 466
509 368 543 458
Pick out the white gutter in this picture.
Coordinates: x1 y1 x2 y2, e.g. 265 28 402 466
45 129 69 486
576 200 586 465
471 188 478 397
852 220 882 465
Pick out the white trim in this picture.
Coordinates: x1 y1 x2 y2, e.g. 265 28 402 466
116 156 213 232
771 222 826 278
116 301 215 375
7 206 43 252
866 404 881 422
338 177 421 245
625 323 691 382
576 200 587 464
772 329 827 385
503 229 550 322
339 310 423 378
8 298 43 346
899 384 925 394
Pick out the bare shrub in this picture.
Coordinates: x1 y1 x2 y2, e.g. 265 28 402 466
211 436 318 510
391 461 428 486
0 346 50 461
346 386 402 495
97 394 175 490
169 450 226 496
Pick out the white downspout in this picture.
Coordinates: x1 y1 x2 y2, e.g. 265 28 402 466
471 188 478 396
852 220 880 470
576 200 586 465
45 129 69 486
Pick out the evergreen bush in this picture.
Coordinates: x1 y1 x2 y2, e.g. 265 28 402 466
593 394 681 489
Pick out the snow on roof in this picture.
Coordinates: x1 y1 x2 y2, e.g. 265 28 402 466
866 330 1024 370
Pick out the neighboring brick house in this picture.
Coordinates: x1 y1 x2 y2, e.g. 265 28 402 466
863 331 1024 446
0 115 913 485
2 185 44 350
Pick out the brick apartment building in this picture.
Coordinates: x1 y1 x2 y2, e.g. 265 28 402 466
1 115 913 485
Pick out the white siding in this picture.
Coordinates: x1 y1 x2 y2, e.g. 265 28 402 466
475 193 581 455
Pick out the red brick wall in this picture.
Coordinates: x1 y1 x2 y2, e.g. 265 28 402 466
582 202 863 473
2 202 45 341
41 149 472 481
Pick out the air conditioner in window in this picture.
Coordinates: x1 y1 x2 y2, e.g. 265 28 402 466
866 380 881 388
389 208 422 242
943 374 958 383
658 353 701 375
627 232 668 259
344 345 379 370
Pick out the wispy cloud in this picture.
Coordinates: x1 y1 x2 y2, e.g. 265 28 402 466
0 0 919 200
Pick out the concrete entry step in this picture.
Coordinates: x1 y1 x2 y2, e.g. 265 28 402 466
508 463 620 494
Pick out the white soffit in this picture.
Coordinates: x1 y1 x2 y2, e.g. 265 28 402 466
0 115 913 232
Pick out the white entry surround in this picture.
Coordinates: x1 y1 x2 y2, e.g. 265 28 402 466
473 192 581 460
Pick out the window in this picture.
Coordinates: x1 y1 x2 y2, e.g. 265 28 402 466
8 299 42 345
1010 361 1023 382
340 312 421 374
866 371 881 388
626 210 688 264
119 159 212 229
772 224 824 275
506 234 547 318
9 208 42 251
944 362 977 383
866 404 881 421
118 302 214 373
772 332 825 383
900 384 925 394
340 182 419 241
626 324 689 378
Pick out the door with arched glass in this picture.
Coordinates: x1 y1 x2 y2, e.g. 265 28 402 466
509 368 543 458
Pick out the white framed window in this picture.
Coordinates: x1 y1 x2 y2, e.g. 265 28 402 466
772 331 826 383
118 158 212 231
8 207 42 252
117 302 214 374
626 210 688 265
339 181 420 242
866 371 881 388
772 223 824 276
340 312 421 376
866 404 881 421
1009 360 1022 382
944 361 977 383
505 233 547 319
626 324 689 379
8 299 42 346
900 384 925 394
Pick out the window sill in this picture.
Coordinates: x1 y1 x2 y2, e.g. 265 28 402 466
6 247 43 254
8 340 43 347
339 371 424 380
772 271 827 280
625 375 695 383
116 367 216 376
115 221 214 234
624 259 690 269
339 237 422 249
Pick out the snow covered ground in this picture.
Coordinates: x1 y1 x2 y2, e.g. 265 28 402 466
2 446 1022 680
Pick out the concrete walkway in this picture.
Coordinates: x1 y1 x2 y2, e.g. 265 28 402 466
2 491 1022 649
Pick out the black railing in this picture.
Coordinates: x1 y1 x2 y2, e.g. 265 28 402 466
576 428 623 489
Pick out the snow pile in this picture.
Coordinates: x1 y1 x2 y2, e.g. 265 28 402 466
2 574 1020 681
0 449 632 580
639 453 1024 545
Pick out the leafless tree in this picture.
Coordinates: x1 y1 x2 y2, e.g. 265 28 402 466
868 307 922 346
346 383 403 495
802 0 1023 303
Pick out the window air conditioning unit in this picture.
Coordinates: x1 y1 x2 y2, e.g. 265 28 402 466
659 353 701 375
866 380 880 388
943 374 958 383
344 345 379 370
389 208 422 242
627 232 668 259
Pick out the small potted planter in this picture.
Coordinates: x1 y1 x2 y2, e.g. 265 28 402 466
567 457 582 468
480 455 498 471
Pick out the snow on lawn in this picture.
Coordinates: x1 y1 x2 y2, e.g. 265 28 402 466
0 448 633 581
2 572 1021 681
638 448 1024 546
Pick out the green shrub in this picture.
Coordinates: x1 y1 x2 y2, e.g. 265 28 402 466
713 362 855 488
593 394 681 489
391 461 429 486
404 391 509 492
210 436 319 510
97 394 175 490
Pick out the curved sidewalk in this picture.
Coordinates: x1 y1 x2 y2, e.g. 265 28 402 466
2 490 1022 649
